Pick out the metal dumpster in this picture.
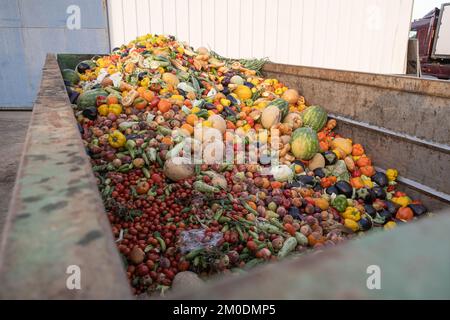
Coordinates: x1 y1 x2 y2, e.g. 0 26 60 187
0 54 449 299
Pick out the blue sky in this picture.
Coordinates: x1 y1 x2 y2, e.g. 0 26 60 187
412 0 446 20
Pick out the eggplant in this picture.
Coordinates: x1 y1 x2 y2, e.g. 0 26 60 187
244 81 254 88
204 103 216 110
372 186 386 199
293 160 306 170
69 91 80 104
323 151 337 165
77 62 91 74
358 217 373 231
384 200 399 215
221 77 230 86
408 204 427 217
138 71 148 81
364 204 377 218
372 172 388 187
313 168 326 179
221 87 230 95
288 207 301 220
313 184 323 192
82 107 97 120
378 209 393 223
77 123 84 135
226 94 239 105
326 185 339 195
296 175 315 187
335 181 353 198
286 181 301 188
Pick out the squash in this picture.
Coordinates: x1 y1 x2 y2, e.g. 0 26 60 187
330 137 353 155
260 105 281 129
308 153 325 171
290 127 319 160
208 114 226 134
162 72 180 87
301 105 328 132
234 85 252 100
282 112 302 129
281 89 299 104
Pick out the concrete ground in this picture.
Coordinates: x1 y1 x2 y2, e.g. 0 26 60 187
0 111 31 232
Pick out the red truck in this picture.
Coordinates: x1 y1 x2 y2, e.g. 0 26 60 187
410 3 450 79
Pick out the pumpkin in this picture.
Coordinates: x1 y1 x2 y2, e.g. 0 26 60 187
301 105 328 132
290 127 319 160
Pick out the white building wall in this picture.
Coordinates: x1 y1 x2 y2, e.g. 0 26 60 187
108 0 413 74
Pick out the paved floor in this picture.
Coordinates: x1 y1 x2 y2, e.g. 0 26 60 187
0 111 31 232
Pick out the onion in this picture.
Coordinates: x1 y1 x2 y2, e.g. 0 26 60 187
163 157 194 181
281 89 300 104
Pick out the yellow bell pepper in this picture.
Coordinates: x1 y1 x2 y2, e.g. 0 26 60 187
274 88 283 95
391 196 411 207
140 77 150 88
202 120 212 127
191 106 201 113
386 168 398 181
108 130 126 148
344 219 359 232
384 221 397 230
361 176 374 188
342 207 361 221
98 104 109 116
220 98 231 107
108 104 123 116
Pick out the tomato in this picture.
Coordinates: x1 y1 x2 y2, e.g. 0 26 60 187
246 240 257 252
396 207 414 221
151 173 162 184
136 181 150 195
157 99 172 113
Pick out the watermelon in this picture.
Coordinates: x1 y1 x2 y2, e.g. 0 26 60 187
61 69 80 85
268 98 289 120
290 127 319 160
76 88 108 109
301 105 327 132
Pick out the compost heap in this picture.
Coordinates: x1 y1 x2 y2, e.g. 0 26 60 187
65 34 429 295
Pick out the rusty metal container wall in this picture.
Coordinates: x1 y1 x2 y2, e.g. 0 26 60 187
262 63 450 210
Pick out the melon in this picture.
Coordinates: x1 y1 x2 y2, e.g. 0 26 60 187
76 88 108 109
290 127 319 160
301 105 327 132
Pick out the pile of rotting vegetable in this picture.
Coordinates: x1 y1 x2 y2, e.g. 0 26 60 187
64 34 429 296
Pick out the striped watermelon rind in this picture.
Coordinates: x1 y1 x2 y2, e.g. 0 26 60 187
269 98 289 120
301 105 328 132
290 127 319 160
